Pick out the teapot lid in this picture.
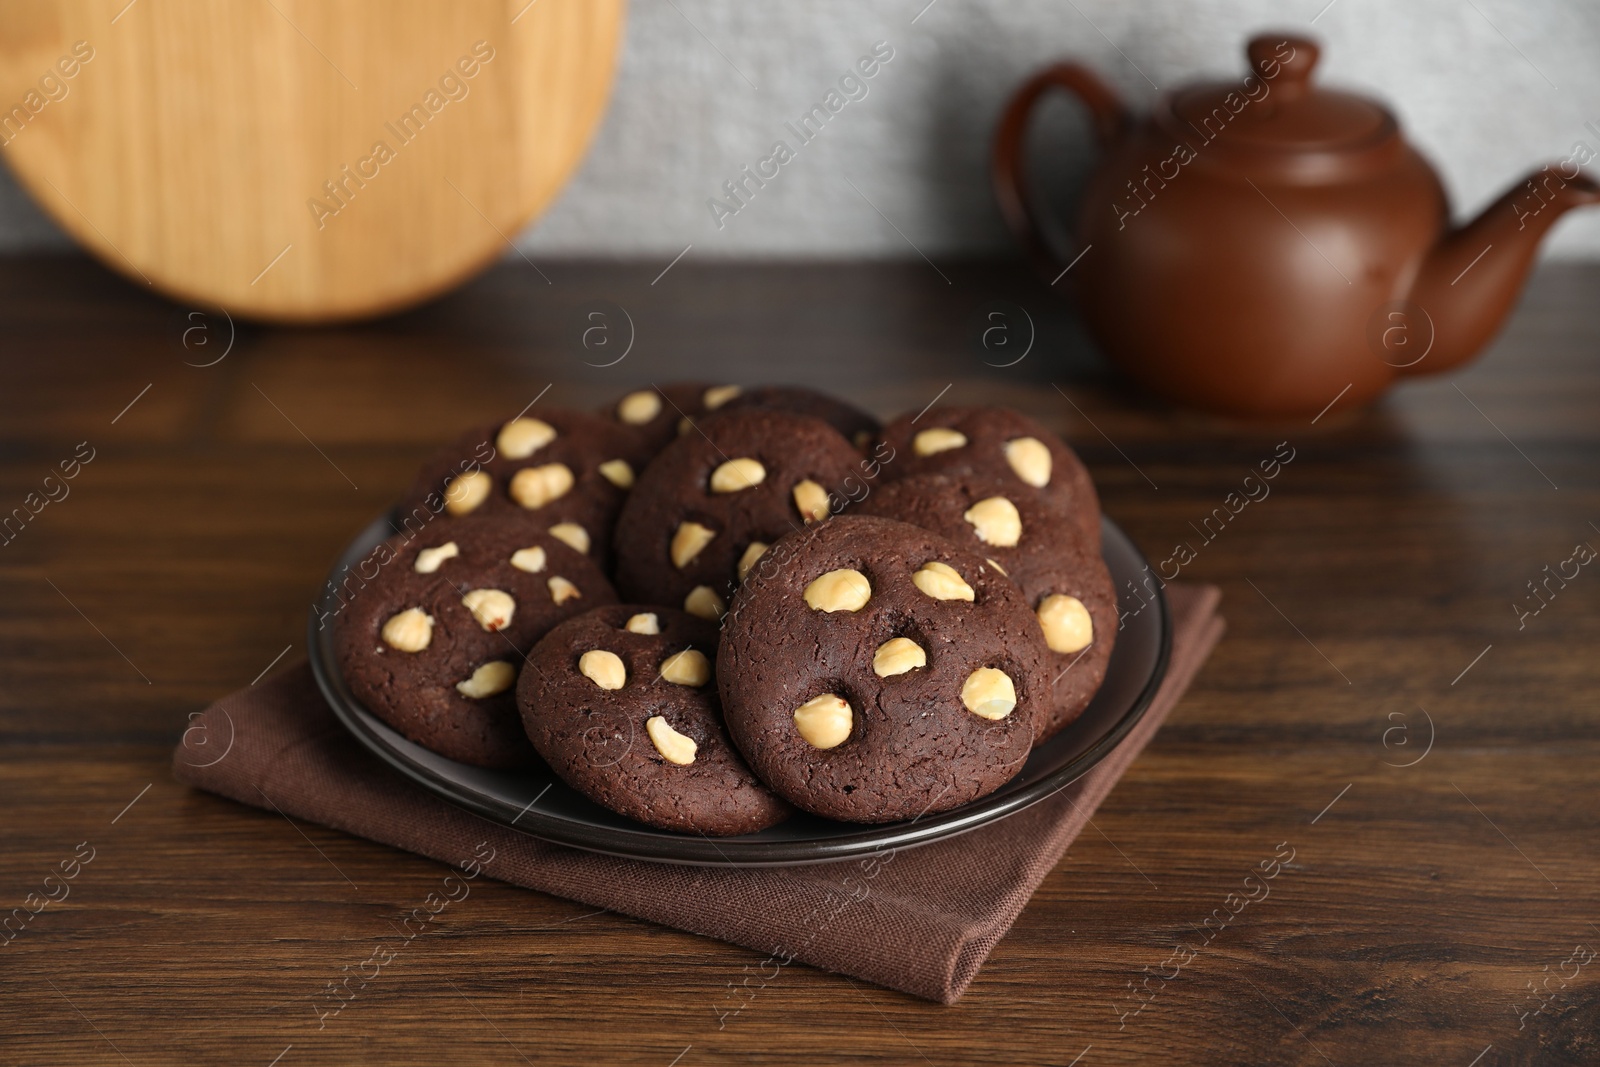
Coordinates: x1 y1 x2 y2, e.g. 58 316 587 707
1159 35 1398 176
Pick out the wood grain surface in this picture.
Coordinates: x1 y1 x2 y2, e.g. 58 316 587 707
0 0 622 322
1 255 1597 1066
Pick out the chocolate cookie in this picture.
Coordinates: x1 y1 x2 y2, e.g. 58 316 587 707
612 408 869 618
519 605 792 835
718 385 881 449
333 516 618 768
856 473 1115 740
399 408 655 566
719 516 1049 823
873 406 1100 548
599 382 741 452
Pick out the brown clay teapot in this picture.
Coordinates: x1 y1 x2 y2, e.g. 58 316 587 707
993 34 1600 420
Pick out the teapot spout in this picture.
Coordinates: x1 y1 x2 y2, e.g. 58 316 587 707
1405 165 1600 376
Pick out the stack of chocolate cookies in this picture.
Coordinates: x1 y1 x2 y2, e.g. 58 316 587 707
333 384 1114 834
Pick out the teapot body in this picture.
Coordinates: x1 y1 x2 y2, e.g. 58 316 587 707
1072 120 1448 419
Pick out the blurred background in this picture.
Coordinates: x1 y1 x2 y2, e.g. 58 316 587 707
3 0 1598 261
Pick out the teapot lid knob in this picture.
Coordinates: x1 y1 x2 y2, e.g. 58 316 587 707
1248 35 1320 97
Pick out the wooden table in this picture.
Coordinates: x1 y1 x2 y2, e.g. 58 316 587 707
3 256 1596 1066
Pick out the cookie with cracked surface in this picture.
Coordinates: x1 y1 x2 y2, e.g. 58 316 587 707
599 382 742 452
333 516 617 768
398 408 654 566
872 405 1100 548
718 385 881 450
611 407 868 617
518 605 792 835
718 515 1049 823
855 472 1115 740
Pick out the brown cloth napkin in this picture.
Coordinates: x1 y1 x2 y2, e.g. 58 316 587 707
173 583 1221 1004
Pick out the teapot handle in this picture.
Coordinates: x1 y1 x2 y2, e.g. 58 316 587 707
992 63 1129 276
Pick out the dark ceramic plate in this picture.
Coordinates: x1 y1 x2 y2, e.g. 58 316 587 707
309 513 1170 866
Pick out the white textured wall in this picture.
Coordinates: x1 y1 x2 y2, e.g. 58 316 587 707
5 0 1600 258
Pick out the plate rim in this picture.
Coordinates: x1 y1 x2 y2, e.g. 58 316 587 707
308 512 1171 867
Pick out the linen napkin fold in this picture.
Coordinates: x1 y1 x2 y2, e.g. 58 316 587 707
173 583 1222 1003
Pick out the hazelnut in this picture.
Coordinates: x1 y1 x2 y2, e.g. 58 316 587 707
646 715 698 765
497 417 557 459
509 463 575 510
510 545 547 573
1004 436 1052 487
1038 594 1093 654
793 693 853 749
737 541 768 582
792 479 830 522
547 576 582 605
803 568 871 613
702 384 742 410
381 608 434 652
413 541 459 574
961 667 1016 720
455 660 515 699
660 648 711 687
964 496 1022 547
617 390 661 425
460 588 515 632
912 560 974 602
913 427 967 456
598 458 634 489
873 637 926 678
677 416 693 436
548 522 591 555
986 558 1008 577
683 585 726 620
710 457 767 493
579 649 626 690
671 521 716 569
444 470 491 515
624 612 660 635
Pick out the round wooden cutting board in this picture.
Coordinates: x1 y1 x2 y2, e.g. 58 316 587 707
0 0 623 322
